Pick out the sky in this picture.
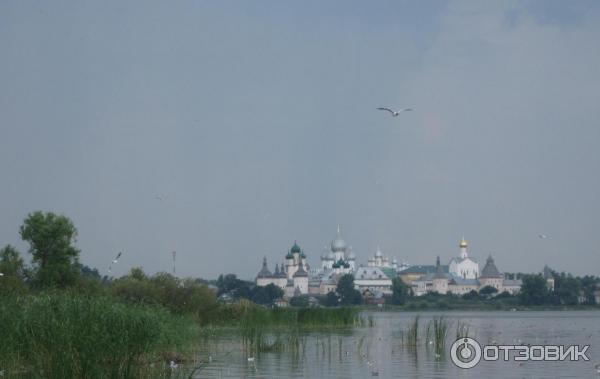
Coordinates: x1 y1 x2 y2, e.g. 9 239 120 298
1 1 599 280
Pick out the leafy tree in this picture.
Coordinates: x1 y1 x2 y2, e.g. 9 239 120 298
336 274 361 305
77 263 101 280
251 284 283 305
389 277 409 305
0 245 25 278
289 295 309 307
111 268 159 305
216 273 240 295
519 275 550 305
20 211 80 288
323 291 339 307
0 245 27 293
553 274 581 305
479 285 499 297
579 275 599 304
129 267 147 281
494 291 513 299
462 289 479 300
111 268 217 320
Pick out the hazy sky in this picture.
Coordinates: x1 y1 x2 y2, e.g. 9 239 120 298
1 1 599 280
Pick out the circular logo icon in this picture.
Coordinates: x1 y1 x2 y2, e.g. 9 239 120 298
450 337 482 369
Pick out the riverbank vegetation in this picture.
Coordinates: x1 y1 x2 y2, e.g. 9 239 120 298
0 211 367 377
0 293 198 378
1 211 598 375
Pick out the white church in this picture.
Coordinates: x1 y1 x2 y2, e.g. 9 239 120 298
255 227 395 298
411 238 522 296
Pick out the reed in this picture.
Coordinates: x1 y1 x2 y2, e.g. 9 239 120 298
431 316 449 356
0 293 197 378
456 320 471 340
405 315 420 346
210 303 363 327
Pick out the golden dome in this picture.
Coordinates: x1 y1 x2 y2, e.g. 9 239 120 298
459 237 468 248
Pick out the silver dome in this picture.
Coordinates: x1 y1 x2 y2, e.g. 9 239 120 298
331 226 347 252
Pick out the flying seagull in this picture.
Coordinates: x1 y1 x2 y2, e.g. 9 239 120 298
108 252 122 273
376 107 413 117
538 234 549 239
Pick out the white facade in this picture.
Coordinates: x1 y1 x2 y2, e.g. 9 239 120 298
448 238 480 279
256 242 310 296
353 266 393 295
412 252 522 296
319 226 355 275
366 246 399 270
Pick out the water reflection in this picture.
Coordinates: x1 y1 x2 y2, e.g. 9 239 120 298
187 311 599 378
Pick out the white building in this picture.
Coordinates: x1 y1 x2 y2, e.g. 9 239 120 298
367 246 399 271
256 227 396 299
256 241 310 296
448 237 479 279
320 226 355 273
353 266 393 295
412 252 522 296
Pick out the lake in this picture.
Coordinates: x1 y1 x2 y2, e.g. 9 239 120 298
189 310 600 378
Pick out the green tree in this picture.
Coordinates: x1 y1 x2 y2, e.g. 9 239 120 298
323 291 339 307
519 275 550 305
579 275 599 305
0 245 27 293
336 274 362 305
462 289 479 300
250 284 283 305
20 211 80 288
479 285 499 297
389 277 409 305
554 274 581 305
0 245 25 277
289 295 309 307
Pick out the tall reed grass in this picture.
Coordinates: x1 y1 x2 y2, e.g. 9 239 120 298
405 315 420 346
456 320 471 340
208 301 363 327
0 293 198 378
430 316 448 355
233 305 363 356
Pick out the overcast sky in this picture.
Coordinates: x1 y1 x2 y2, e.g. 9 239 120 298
1 1 599 280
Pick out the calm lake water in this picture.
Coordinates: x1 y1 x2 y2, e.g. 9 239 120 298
189 311 600 378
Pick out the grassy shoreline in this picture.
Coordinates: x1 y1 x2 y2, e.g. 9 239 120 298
0 293 200 378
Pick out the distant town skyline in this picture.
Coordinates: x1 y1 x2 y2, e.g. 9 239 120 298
1 1 599 279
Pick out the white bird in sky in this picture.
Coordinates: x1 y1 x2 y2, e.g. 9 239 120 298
376 107 413 117
108 252 122 273
538 234 549 239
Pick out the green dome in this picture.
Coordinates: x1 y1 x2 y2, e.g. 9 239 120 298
291 242 301 254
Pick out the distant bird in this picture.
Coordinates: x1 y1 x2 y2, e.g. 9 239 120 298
108 252 122 274
538 234 549 239
376 107 413 117
169 360 178 369
155 194 167 201
0 272 4 277
113 252 122 263
247 357 255 362
594 363 600 374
